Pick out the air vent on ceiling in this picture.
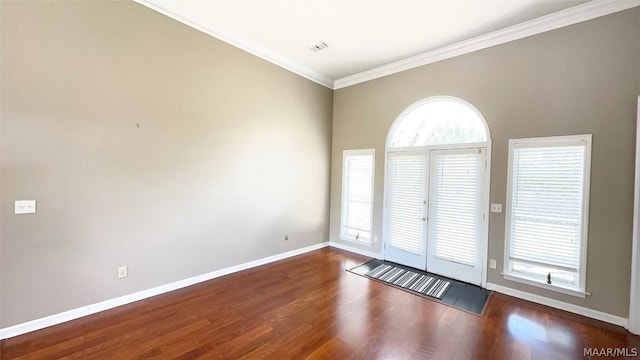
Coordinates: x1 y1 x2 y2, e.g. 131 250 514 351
308 41 328 52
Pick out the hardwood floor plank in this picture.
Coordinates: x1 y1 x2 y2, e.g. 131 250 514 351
2 247 638 359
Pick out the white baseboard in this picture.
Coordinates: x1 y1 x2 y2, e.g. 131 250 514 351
486 282 628 328
329 241 382 259
0 242 330 340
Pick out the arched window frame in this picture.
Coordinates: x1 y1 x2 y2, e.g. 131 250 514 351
386 96 491 151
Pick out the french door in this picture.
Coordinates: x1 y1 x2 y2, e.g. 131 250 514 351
384 147 486 285
384 152 427 269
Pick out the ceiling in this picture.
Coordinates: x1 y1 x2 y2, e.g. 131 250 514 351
135 0 638 88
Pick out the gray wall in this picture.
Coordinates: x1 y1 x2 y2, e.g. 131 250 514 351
1 1 333 327
330 8 640 317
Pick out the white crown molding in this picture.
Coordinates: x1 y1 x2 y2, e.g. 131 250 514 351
334 0 640 89
486 283 628 328
133 0 334 89
0 242 329 340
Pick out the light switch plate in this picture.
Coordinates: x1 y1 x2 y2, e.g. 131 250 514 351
117 266 128 279
15 200 37 214
490 203 502 213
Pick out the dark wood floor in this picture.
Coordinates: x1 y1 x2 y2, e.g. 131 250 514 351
2 247 638 359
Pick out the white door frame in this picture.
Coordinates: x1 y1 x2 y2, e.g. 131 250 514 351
382 143 491 286
426 147 486 285
630 95 640 335
382 96 491 288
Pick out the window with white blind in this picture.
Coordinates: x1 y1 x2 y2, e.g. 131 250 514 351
504 134 591 296
341 149 375 244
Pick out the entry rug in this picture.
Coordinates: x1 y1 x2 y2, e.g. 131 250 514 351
349 259 491 314
365 263 451 299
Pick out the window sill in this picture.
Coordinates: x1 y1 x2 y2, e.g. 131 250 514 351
502 273 590 298
339 235 373 246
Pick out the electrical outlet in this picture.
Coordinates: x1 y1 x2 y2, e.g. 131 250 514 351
489 259 497 269
490 203 502 213
373 235 378 244
117 266 128 279
15 200 37 214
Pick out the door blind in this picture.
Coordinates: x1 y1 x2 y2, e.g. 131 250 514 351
386 153 425 255
430 151 482 266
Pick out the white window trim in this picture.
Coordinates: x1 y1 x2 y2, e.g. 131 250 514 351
502 273 590 298
388 141 489 153
503 134 592 297
340 148 375 245
386 96 491 149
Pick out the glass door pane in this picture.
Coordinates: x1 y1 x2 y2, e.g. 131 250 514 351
427 148 485 284
384 151 427 269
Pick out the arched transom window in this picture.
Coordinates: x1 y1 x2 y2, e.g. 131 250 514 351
387 97 489 148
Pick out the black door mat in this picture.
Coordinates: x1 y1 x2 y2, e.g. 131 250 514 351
349 259 491 315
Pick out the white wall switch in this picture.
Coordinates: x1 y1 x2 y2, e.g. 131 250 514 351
15 200 37 214
117 266 128 279
489 259 497 269
490 203 502 213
